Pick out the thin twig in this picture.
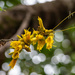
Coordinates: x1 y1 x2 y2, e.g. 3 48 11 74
0 39 14 42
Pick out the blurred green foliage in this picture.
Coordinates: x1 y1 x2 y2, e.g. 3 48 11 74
0 7 3 11
1 0 21 7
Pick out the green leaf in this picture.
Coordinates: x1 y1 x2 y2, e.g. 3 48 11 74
0 7 6 11
0 7 3 11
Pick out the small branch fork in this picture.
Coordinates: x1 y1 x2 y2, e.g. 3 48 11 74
0 39 14 47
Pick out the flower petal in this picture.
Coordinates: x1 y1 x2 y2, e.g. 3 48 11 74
9 59 17 70
37 40 45 51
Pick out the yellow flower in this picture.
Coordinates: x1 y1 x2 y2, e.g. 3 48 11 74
45 36 54 50
17 35 23 41
36 34 45 51
9 44 22 56
38 16 45 31
15 45 22 52
31 34 45 51
12 51 19 59
9 45 22 69
9 45 22 59
10 41 21 49
17 35 22 39
25 45 31 52
30 29 39 38
36 34 45 40
31 34 45 46
46 44 53 49
49 33 54 37
37 40 45 51
38 17 54 37
31 37 37 45
22 29 31 45
44 29 54 36
9 52 14 55
9 59 17 70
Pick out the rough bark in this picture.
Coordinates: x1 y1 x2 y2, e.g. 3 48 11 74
0 0 75 69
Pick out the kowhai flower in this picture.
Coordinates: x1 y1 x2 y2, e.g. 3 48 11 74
9 16 54 70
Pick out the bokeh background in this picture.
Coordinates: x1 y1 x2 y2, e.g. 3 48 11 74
0 0 75 75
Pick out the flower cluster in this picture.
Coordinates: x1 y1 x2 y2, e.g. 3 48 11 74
9 16 54 69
